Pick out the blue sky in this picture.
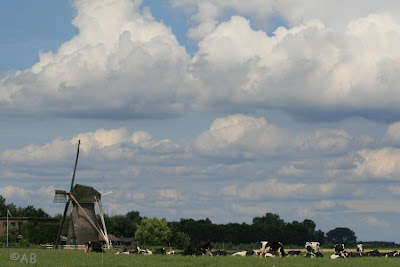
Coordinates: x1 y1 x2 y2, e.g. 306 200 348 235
2 0 400 243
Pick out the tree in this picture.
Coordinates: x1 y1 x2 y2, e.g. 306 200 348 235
17 205 49 217
22 222 59 244
170 231 191 248
0 226 19 246
135 217 172 246
252 213 285 241
126 211 142 225
325 227 357 245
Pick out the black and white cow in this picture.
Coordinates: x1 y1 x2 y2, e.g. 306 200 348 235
349 243 364 257
183 240 211 256
154 248 166 254
208 249 228 256
287 250 302 256
136 246 153 255
384 250 399 257
305 242 323 257
260 241 285 257
357 243 364 254
365 249 380 257
330 244 348 259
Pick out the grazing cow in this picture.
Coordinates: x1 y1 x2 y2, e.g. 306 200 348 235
136 246 152 255
287 250 302 256
231 251 248 256
207 249 228 256
183 240 211 256
305 251 324 258
384 250 399 257
166 250 176 255
136 247 147 254
154 248 166 254
366 249 380 257
85 241 104 253
115 251 130 255
116 247 130 255
260 241 285 257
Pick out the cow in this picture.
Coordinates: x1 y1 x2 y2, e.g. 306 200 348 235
135 246 153 255
384 250 399 257
183 240 211 256
305 242 321 253
116 247 131 255
252 249 262 256
207 249 228 256
331 244 348 259
260 241 285 257
357 243 364 255
154 248 166 254
287 250 302 256
231 250 248 256
305 242 323 257
349 243 364 257
136 246 147 254
85 241 104 253
365 249 380 257
166 250 176 255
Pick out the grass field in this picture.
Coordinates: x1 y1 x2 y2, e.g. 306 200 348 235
1 248 400 267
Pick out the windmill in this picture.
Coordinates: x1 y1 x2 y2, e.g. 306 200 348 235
54 140 110 249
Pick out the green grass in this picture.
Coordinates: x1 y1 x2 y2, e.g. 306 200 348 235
1 248 400 266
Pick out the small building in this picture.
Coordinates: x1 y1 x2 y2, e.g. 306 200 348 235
119 236 136 247
98 234 122 248
0 217 58 237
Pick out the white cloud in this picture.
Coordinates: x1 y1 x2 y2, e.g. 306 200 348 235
344 200 400 213
2 2 400 122
0 0 192 119
361 216 390 227
222 178 338 200
194 114 291 158
354 148 400 180
383 121 400 145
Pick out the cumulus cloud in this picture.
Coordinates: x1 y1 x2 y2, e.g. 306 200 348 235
194 114 291 158
2 1 400 122
192 13 400 121
0 0 193 119
194 114 374 163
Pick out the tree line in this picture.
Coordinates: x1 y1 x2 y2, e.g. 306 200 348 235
0 195 380 247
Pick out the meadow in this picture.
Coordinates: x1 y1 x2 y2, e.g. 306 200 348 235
1 248 400 267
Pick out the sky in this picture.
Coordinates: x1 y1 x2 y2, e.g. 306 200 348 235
1 0 400 243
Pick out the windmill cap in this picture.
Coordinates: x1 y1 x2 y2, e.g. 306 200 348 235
71 184 101 203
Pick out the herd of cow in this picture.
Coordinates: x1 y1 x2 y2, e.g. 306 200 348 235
87 240 400 259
